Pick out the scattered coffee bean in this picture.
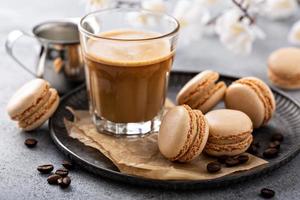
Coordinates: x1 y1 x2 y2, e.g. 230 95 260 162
55 168 69 177
217 155 229 164
271 133 283 142
24 138 38 148
268 141 280 150
58 176 71 188
247 145 258 155
237 154 249 164
62 160 73 170
207 162 221 173
263 148 278 159
225 157 240 167
260 188 275 199
37 164 54 174
47 174 61 185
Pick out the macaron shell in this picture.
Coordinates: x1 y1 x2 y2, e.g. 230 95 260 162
180 84 214 108
205 109 253 145
268 69 300 89
18 90 51 122
176 70 219 105
239 77 276 114
197 81 226 113
19 88 59 131
205 134 253 157
7 79 50 120
225 83 265 128
268 47 300 89
232 77 275 127
158 105 198 161
178 110 209 162
268 47 300 78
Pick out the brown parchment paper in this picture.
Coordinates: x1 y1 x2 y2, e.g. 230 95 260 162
64 101 268 180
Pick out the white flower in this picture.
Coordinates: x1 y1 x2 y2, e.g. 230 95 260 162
141 0 167 13
238 0 266 13
263 0 298 19
173 0 207 46
288 20 300 45
194 0 230 21
215 9 265 54
85 0 115 12
195 0 223 7
125 0 168 28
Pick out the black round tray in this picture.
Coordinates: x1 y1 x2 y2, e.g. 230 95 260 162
49 71 300 190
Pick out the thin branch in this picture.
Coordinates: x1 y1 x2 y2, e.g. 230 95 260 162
232 0 256 25
205 14 222 25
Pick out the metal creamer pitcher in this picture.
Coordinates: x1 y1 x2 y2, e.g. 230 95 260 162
6 19 85 94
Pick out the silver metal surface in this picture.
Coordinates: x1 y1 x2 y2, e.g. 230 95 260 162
5 19 84 93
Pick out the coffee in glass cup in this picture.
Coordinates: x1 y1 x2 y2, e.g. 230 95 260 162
79 8 179 135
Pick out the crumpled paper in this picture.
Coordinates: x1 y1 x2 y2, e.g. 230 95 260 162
64 100 268 180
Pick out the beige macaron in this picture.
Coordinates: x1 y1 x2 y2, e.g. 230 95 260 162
158 105 209 162
268 47 300 89
7 79 60 131
176 70 227 113
204 109 253 157
225 77 276 128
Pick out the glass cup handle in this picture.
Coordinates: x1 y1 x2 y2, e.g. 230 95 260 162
5 30 37 77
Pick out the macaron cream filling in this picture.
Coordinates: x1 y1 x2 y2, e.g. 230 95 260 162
268 70 300 86
19 89 58 128
12 84 50 120
177 72 218 105
207 129 253 145
18 90 51 122
178 110 209 162
194 82 226 109
178 109 201 162
205 134 253 153
169 105 198 161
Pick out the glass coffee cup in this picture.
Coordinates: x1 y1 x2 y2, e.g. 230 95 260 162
79 8 179 136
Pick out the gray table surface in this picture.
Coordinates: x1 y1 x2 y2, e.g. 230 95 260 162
1 0 300 199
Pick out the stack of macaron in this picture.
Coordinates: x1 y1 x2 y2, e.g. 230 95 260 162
159 70 276 162
158 106 254 161
267 47 300 89
7 79 60 131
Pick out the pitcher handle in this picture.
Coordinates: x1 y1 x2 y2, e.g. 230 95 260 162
5 30 37 77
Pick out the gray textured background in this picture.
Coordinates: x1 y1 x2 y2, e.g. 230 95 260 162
1 0 300 199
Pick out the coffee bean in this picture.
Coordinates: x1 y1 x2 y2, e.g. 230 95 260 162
260 188 275 198
62 160 73 170
58 176 71 188
225 157 240 167
24 138 38 148
55 168 69 177
206 162 221 173
237 154 249 164
268 141 280 150
271 133 283 142
217 155 229 164
37 164 54 174
47 174 61 185
247 145 258 155
263 148 278 159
